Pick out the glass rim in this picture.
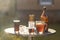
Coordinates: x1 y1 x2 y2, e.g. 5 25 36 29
36 21 45 24
36 21 44 22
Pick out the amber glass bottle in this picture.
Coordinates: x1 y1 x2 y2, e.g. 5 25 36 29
40 7 48 32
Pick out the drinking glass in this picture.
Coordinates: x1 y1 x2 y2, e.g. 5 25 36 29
13 20 20 35
36 21 45 34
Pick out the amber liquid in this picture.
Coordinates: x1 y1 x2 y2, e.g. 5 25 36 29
14 22 20 31
29 28 34 33
36 24 44 33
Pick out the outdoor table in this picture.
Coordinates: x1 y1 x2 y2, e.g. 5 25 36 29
4 26 56 40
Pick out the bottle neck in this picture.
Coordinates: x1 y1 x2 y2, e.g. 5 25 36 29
42 7 46 15
29 14 35 21
29 17 35 21
41 9 46 17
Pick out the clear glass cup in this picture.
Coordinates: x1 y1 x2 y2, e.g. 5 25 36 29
36 21 45 34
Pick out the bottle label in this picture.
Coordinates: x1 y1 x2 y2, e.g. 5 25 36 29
28 21 35 28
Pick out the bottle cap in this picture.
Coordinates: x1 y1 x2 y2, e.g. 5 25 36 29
43 6 46 10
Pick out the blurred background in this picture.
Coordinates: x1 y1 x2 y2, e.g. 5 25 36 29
0 0 60 40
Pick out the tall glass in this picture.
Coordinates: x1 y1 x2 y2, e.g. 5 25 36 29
36 21 45 34
13 20 20 35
